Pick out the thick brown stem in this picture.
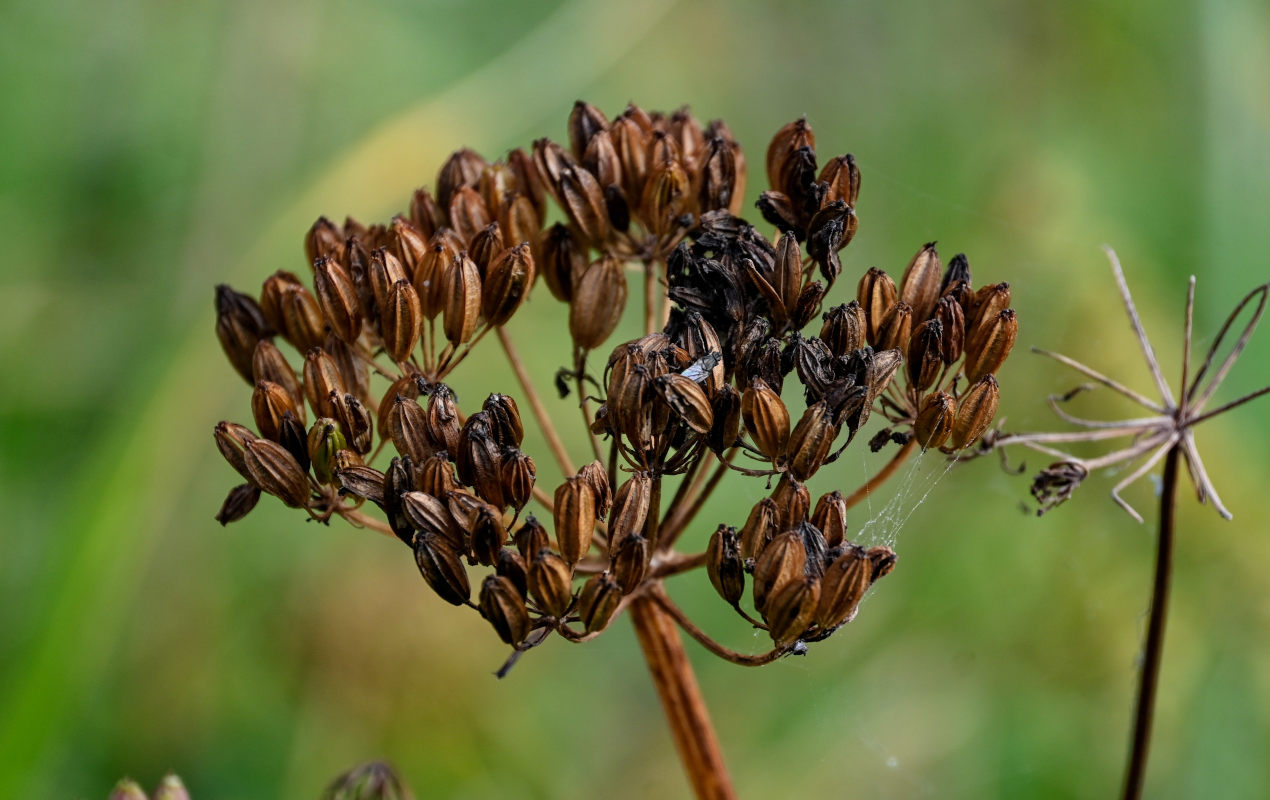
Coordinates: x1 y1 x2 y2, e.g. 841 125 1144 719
1120 444 1180 800
843 437 917 510
629 594 737 800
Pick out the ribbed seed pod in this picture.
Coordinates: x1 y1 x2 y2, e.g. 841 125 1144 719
391 215 429 276
741 378 790 460
251 340 301 409
313 256 362 344
500 449 536 512
531 137 574 203
568 100 610 160
334 462 386 505
698 134 738 214
559 166 611 246
436 148 487 211
752 531 807 615
304 216 344 265
656 373 714 434
569 255 628 351
376 372 425 439
243 439 310 508
383 456 416 543
470 505 507 567
508 146 548 221
456 412 505 508
468 221 504 277
810 491 848 548
381 280 422 363
607 471 652 557
857 267 898 347
611 533 649 594
216 287 271 384
770 474 811 531
899 242 942 322
442 252 482 346
612 115 651 202
303 347 345 420
216 483 261 526
867 545 899 581
540 223 585 302
425 385 462 454
401 491 460 548
934 295 966 364
641 159 689 236
820 153 861 207
787 401 838 481
964 308 1017 383
816 546 872 629
214 421 258 483
577 460 613 519
418 450 459 499
482 243 535 326
876 301 914 354
328 391 373 455
258 270 303 334
766 576 820 645
706 525 745 606
947 374 1000 451
528 550 574 618
819 301 866 358
553 476 597 565
368 248 409 319
307 419 346 485
739 497 779 560
707 384 742 453
578 573 622 633
496 547 529 599
514 515 550 563
479 575 530 646
415 231 464 320
252 380 302 442
276 411 309 471
907 319 944 392
415 532 470 606
765 117 815 194
914 391 956 450
386 395 432 463
410 188 444 240
969 281 1011 332
279 284 326 354
499 195 541 263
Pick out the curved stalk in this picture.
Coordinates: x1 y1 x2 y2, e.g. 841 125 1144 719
843 437 917 510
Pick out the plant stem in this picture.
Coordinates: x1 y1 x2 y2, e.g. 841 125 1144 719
1120 444 1180 800
843 437 917 510
497 327 576 476
629 594 737 800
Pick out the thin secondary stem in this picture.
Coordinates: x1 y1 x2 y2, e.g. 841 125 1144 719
1121 444 1180 800
339 509 395 537
660 450 733 549
649 585 787 667
843 437 917 510
497 328 577 476
629 594 737 800
574 349 605 464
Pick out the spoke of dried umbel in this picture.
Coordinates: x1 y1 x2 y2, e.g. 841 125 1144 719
212 101 1016 800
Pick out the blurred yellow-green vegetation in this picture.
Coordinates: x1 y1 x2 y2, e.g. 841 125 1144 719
2 0 1269 797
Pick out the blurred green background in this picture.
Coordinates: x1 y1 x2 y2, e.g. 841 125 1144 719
2 0 1269 797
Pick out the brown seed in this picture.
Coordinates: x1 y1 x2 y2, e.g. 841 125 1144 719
500 449 536 512
499 194 542 263
553 476 597 565
786 401 839 481
215 483 261 526
569 255 628 351
739 497 779 560
907 319 944 392
819 302 866 359
435 147 487 211
496 547 529 599
947 374 1000 451
568 100 610 160
876 301 914 354
312 257 362 345
934 295 966 364
279 283 327 354
368 248 409 320
607 471 652 557
468 221 504 277
559 166 611 246
706 525 745 606
514 515 550 562
964 308 1017 383
656 373 714 434
531 137 575 202
376 371 425 436
583 128 623 190
258 270 304 334
611 533 650 594
640 160 689 237
752 531 807 615
540 223 586 303
507 146 548 222
384 457 417 542
251 340 302 410
698 134 739 214
334 462 386 505
415 532 470 606
765 117 815 196
470 505 508 567
382 280 422 363
456 412 506 508
305 216 344 265
611 115 651 202
215 285 272 383
387 395 432 463
866 545 898 581
409 187 445 241
793 281 828 331
766 576 821 646
251 380 302 442
303 347 345 420
770 473 811 531
857 267 898 346
815 546 871 629
401 491 460 546
577 572 622 633
576 461 612 519
448 186 490 246
414 230 464 320
528 550 574 617
425 385 462 454
899 242 942 322
820 153 861 208
741 378 790 460
810 491 848 548
914 391 957 450
214 421 258 482
442 252 482 346
482 243 536 326
969 281 1011 331
481 393 524 448
328 391 373 455
707 384 742 454
417 450 459 499
243 438 310 508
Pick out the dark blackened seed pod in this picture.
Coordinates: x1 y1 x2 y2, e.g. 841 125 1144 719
752 531 807 615
470 505 507 567
607 472 651 556
243 439 310 508
707 384 742 453
479 576 529 647
857 267 898 347
947 374 999 451
514 515 550 562
216 285 272 382
655 373 714 434
496 548 529 599
252 380 303 442
482 243 535 326
467 221 504 277
750 337 786 394
305 216 344 265
755 190 800 235
706 525 745 606
382 280 422 363
706 118 747 207
553 476 597 565
307 419 346 485
334 463 386 505
252 340 302 410
793 281 828 331
811 491 848 549
820 153 861 208
541 223 585 302
442 252 482 346
528 550 574 618
329 391 373 455
815 546 871 629
457 412 505 507
899 242 942 322
798 520 828 580
410 187 445 241
611 533 649 594
914 391 956 450
484 393 525 447
739 497 779 560
786 401 838 481
819 302 866 359
876 301 914 354
425 385 462 454
418 450 459 499
568 100 610 160
313 256 362 344
560 166 611 246
577 461 612 519
277 411 310 472
907 319 944 392
866 545 898 581
569 255 628 351
766 576 820 646
964 308 1017 383
303 347 345 420
934 295 966 364
942 252 972 294
387 395 432 463
500 448 536 512
806 201 854 284
216 483 261 526
698 134 738 213
741 378 790 460
578 572 622 633
436 148 487 211
415 532 470 606
384 457 417 544
770 473 811 531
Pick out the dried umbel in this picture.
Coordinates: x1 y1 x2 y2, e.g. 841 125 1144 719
211 102 1017 683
